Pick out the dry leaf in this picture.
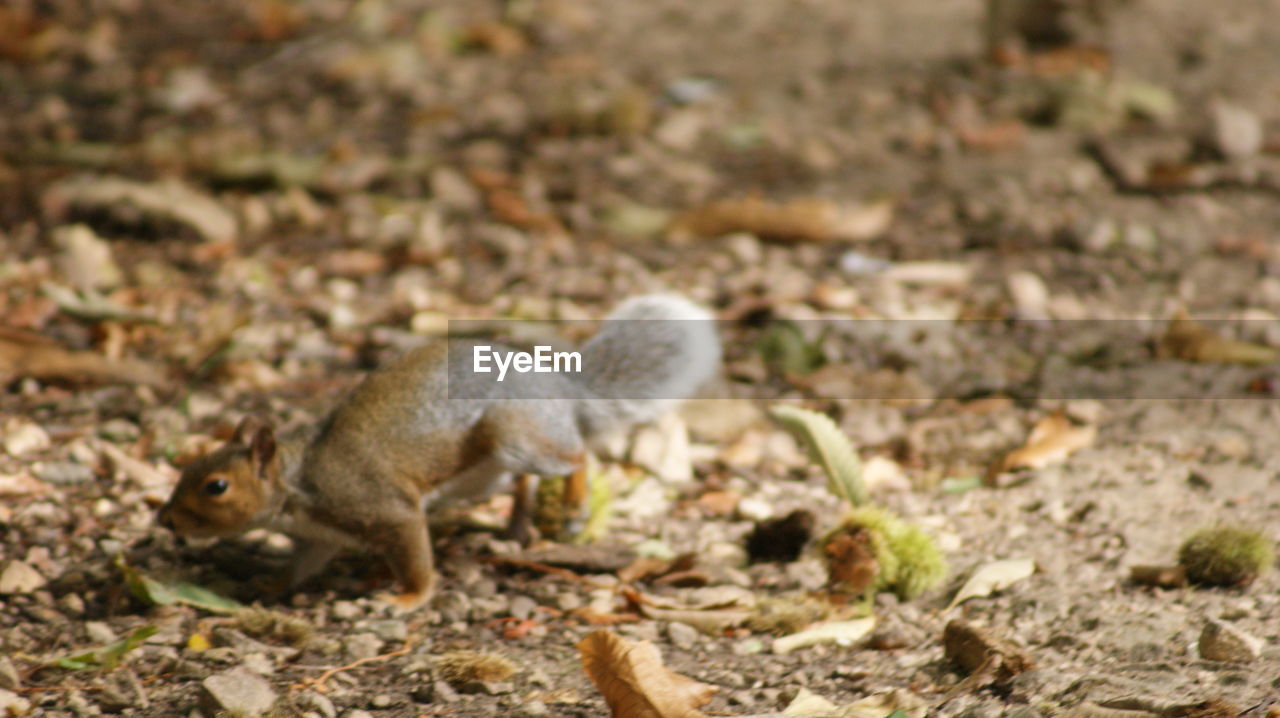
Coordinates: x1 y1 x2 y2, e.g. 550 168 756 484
1160 311 1279 365
782 687 840 717
671 196 892 243
1129 564 1188 588
772 617 876 654
0 472 49 497
577 630 717 718
0 333 169 387
640 605 751 636
942 619 1033 684
948 558 1036 609
843 689 928 718
998 412 1096 472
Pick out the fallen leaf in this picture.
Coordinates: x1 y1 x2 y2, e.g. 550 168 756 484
51 174 238 243
843 690 928 718
942 619 1033 685
1159 311 1278 365
1129 564 1188 588
998 412 1096 473
640 605 751 636
772 617 876 654
880 261 973 287
670 196 892 243
770 406 865 508
0 332 169 387
51 625 157 671
577 630 717 718
957 118 1027 152
0 472 49 497
783 687 840 717
115 555 243 614
948 558 1036 609
98 441 175 489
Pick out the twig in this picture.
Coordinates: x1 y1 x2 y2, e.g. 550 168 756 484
479 555 614 590
293 639 417 693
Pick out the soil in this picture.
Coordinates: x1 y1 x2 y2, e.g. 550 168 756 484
1 0 1279 716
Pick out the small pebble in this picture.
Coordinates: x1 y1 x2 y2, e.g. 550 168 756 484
331 601 362 621
665 621 700 650
343 633 384 660
509 595 537 621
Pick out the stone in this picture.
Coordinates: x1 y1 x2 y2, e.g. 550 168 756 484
508 595 537 621
343 633 384 660
344 711 375 718
35 461 95 485
295 691 337 718
366 620 408 642
517 699 550 717
1210 99 1264 160
83 622 116 645
200 667 277 718
412 680 459 704
2 419 50 457
331 600 362 620
0 561 47 594
1199 619 1262 663
666 621 700 650
54 224 123 291
0 688 32 716
434 591 472 623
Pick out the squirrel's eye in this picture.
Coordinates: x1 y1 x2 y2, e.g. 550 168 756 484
204 478 230 496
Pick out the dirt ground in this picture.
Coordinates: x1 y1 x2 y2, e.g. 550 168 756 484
2 0 1280 716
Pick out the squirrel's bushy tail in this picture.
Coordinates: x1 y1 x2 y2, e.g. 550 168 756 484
575 294 720 434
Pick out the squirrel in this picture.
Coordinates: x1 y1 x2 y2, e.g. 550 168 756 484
157 294 720 611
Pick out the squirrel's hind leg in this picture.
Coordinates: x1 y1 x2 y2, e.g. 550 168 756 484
375 512 435 612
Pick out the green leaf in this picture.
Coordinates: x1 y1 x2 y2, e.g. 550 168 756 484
770 405 865 508
115 554 243 614
52 625 158 671
939 476 983 495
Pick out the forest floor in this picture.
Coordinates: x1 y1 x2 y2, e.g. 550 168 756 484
2 0 1280 716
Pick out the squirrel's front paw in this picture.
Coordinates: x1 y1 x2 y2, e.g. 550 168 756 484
375 590 431 613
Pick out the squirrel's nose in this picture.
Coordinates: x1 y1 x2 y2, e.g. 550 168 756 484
156 509 175 532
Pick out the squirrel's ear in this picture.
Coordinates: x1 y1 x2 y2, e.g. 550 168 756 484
249 424 277 476
234 416 276 476
233 415 267 444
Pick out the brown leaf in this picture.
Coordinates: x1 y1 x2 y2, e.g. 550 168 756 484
996 411 1096 474
1129 564 1188 588
1159 311 1279 365
577 630 716 718
943 619 1033 686
957 119 1027 152
0 332 169 388
670 196 891 243
695 490 739 517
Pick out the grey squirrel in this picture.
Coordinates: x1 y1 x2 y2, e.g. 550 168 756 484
157 295 720 611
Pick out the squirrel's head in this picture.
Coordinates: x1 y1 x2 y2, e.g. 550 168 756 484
157 416 280 538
